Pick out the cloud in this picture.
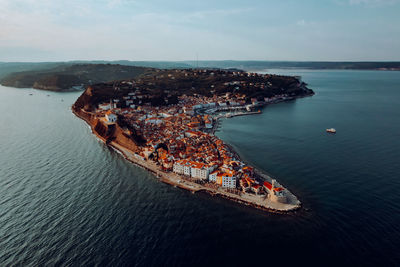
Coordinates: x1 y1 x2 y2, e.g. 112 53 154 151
297 19 306 26
0 0 399 61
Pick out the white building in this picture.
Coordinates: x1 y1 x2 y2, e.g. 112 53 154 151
222 174 236 188
183 107 194 115
173 161 184 174
206 102 217 108
105 112 117 123
99 103 112 110
173 160 215 180
183 164 191 176
190 163 211 180
160 112 172 118
209 170 218 182
218 102 227 107
145 117 163 125
193 104 203 110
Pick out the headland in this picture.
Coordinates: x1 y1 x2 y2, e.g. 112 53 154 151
72 68 314 213
0 64 154 91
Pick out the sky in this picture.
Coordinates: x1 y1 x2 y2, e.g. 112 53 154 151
0 0 400 62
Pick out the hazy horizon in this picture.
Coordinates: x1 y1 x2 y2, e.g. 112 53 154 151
2 59 400 64
1 0 400 62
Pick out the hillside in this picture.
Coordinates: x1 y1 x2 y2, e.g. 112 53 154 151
73 68 313 112
1 60 399 83
0 64 154 91
0 62 65 80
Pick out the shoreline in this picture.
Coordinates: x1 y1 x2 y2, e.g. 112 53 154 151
72 100 303 214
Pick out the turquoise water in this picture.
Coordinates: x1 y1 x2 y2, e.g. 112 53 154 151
0 70 399 266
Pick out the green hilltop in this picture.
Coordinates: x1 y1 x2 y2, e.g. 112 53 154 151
0 64 154 91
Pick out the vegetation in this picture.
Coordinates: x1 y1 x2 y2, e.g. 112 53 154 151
73 68 314 112
0 64 154 91
1 60 399 84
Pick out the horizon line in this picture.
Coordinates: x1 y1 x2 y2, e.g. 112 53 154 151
2 59 400 64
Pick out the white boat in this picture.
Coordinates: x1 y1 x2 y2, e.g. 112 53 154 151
326 128 336 133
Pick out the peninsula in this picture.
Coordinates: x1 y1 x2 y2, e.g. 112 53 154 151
73 68 314 212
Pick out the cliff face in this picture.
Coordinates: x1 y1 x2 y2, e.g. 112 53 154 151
73 107 141 153
73 86 95 111
112 125 141 152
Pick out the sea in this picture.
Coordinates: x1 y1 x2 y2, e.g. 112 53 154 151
0 70 399 266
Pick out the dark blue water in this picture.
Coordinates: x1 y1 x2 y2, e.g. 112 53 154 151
1 70 399 266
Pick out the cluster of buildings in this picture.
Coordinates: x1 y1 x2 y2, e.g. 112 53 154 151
94 89 288 203
94 68 300 115
88 68 302 203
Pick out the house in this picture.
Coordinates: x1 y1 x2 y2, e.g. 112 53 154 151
183 107 194 115
105 110 117 123
209 170 219 182
145 117 163 125
162 159 173 171
173 160 185 174
190 162 211 180
221 173 236 188
239 178 249 192
183 162 191 176
214 171 236 188
263 180 287 203
98 103 112 110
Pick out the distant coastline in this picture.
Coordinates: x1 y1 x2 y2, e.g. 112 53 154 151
1 61 399 92
0 64 153 92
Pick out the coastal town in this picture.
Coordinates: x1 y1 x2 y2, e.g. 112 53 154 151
73 69 314 212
